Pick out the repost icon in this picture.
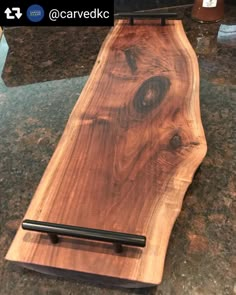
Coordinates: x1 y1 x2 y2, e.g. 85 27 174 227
4 7 22 19
27 4 44 22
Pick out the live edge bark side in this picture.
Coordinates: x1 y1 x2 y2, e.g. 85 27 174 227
6 20 207 287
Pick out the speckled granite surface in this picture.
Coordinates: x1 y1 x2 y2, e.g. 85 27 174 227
2 26 109 86
0 5 235 295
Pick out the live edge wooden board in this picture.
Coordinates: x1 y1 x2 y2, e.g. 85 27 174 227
6 20 207 287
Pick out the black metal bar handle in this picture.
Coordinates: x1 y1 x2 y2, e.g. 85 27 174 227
115 12 178 26
22 219 146 252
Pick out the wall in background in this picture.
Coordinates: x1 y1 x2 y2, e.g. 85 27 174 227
114 0 234 12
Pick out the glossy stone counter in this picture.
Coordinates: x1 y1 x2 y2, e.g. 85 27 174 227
0 5 235 295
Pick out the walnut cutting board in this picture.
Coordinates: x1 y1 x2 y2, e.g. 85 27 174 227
6 20 207 287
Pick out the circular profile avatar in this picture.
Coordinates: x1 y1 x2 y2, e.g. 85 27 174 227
27 4 44 22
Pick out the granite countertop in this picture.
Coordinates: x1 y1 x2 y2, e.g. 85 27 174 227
0 5 235 295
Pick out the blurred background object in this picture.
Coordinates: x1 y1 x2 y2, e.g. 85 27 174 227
192 0 224 23
217 24 236 46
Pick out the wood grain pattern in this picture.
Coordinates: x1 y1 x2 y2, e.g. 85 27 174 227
6 20 207 287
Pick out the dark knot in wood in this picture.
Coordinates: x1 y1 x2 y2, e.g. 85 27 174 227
133 76 170 113
170 134 182 149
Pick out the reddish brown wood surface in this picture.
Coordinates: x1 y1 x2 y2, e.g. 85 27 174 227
6 20 207 287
